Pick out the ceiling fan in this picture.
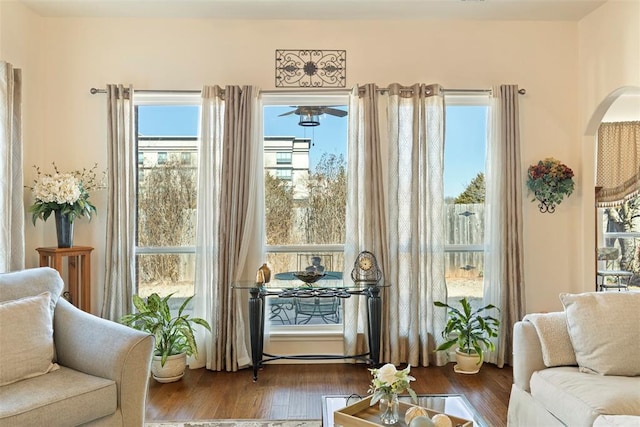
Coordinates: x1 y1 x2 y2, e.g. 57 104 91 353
278 106 348 127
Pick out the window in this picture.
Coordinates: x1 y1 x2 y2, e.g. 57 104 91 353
262 94 349 329
134 94 200 299
276 152 292 164
275 168 292 181
443 96 490 304
597 198 640 289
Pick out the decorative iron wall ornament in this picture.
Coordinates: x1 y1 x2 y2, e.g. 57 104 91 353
275 49 346 88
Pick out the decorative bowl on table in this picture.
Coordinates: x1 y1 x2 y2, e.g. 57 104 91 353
293 271 326 284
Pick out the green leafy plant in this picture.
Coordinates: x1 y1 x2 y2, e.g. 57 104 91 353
120 293 211 366
526 157 575 208
434 297 500 364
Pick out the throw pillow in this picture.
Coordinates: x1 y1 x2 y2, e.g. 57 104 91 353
0 292 59 386
560 292 640 376
523 312 577 367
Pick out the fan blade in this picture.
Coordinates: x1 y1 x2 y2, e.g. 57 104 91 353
278 109 299 117
321 107 348 117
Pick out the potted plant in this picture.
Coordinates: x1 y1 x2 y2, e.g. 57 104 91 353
434 297 500 374
120 293 211 383
28 163 104 248
526 157 575 213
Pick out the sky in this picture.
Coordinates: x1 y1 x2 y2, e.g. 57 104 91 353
137 104 486 199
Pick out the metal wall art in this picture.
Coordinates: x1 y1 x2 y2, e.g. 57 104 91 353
275 49 346 88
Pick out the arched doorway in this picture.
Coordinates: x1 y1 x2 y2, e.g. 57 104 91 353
586 87 640 291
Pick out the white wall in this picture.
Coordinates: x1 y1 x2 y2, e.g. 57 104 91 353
0 2 46 262
3 7 592 314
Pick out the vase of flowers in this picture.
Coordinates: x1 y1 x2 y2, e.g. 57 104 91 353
28 163 104 248
526 157 575 213
368 363 417 424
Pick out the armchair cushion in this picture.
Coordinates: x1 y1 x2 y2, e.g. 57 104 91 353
0 292 59 386
560 292 640 376
0 267 63 312
0 366 116 426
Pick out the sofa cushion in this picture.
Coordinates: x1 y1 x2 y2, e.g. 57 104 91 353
560 292 640 376
523 312 577 367
0 267 64 316
0 292 59 386
531 367 640 426
594 415 640 426
0 366 117 426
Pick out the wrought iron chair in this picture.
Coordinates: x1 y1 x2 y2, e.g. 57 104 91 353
268 297 294 325
596 247 632 291
294 296 341 324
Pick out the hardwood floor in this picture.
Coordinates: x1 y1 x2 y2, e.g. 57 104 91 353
146 363 512 426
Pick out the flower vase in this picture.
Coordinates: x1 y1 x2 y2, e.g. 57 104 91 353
379 393 400 425
54 210 74 248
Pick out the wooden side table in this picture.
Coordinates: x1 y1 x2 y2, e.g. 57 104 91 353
36 246 94 312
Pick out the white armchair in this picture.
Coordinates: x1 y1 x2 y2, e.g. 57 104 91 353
0 267 154 426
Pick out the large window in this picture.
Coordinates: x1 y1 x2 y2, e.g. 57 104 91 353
597 199 640 289
134 93 200 298
443 96 490 304
262 94 349 328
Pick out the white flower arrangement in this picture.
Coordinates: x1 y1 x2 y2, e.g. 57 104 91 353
32 173 82 205
28 163 105 224
368 363 417 405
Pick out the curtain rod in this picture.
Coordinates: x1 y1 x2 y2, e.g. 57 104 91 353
90 86 526 95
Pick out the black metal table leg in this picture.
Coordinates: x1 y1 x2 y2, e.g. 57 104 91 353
367 285 382 365
248 287 263 381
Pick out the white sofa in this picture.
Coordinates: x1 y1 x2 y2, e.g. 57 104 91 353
0 267 155 426
507 292 640 427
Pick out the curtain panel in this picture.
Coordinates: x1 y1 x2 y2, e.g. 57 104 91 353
0 61 24 272
192 85 263 372
596 121 640 207
345 83 448 367
483 85 525 367
101 84 136 321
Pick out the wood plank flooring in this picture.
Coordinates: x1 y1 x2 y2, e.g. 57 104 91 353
146 363 512 426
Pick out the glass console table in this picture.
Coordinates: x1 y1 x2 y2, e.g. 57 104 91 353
232 280 389 381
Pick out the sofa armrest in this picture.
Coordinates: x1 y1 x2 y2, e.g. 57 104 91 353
512 320 546 392
53 298 154 425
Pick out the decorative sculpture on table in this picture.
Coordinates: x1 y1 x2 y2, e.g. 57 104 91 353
256 263 271 284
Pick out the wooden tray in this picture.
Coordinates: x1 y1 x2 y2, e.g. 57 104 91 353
334 395 473 427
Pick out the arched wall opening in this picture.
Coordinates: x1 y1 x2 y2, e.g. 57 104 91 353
582 86 640 292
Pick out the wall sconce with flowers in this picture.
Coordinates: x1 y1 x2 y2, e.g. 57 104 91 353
526 157 575 213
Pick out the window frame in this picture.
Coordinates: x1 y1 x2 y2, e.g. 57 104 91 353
133 92 201 298
262 92 349 333
443 94 491 299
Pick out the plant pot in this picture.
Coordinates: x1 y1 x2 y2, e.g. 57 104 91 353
454 349 482 374
151 353 187 383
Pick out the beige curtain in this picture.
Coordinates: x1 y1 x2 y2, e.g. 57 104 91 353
596 121 640 206
0 62 24 272
344 83 448 367
191 85 262 372
483 85 525 367
101 84 136 321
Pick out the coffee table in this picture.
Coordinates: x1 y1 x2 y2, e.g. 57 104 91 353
322 394 488 427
